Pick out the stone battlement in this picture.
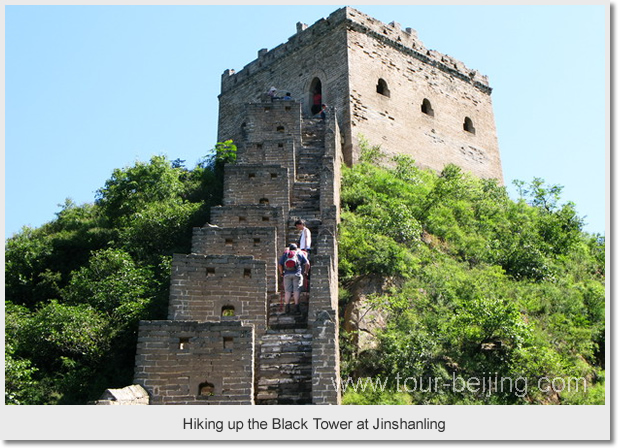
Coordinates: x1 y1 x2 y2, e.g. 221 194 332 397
221 7 489 95
217 7 502 181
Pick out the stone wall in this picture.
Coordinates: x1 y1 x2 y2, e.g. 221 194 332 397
167 254 268 336
209 205 287 256
223 165 292 217
131 99 342 405
218 6 503 182
346 20 502 180
191 226 279 292
134 321 254 405
218 18 350 154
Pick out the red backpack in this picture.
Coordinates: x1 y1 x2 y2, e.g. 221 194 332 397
284 250 301 271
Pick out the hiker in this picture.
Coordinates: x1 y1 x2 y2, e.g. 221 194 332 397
314 103 327 120
278 243 309 314
283 92 293 100
311 92 322 115
295 219 312 258
267 86 278 100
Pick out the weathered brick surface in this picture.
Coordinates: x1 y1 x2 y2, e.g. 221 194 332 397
167 254 268 335
311 311 341 405
209 205 287 255
132 98 342 406
191 226 279 292
134 321 255 405
218 6 502 182
223 165 291 218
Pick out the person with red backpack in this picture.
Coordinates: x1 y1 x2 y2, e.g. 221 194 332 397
278 243 310 314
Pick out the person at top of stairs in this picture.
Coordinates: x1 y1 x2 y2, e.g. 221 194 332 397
278 243 310 315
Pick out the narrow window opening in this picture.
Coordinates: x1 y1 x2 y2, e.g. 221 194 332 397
259 198 269 205
256 143 263 150
421 98 434 117
248 172 256 179
270 172 278 179
262 216 270 222
225 238 233 247
276 125 285 133
198 381 215 397
179 337 190 350
278 143 284 148
264 107 271 113
239 216 246 222
377 78 390 97
206 267 216 276
464 117 476 134
244 269 252 278
223 337 234 350
253 238 261 246
222 305 235 317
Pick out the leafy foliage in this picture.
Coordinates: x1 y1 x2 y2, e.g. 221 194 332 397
5 144 235 404
339 142 604 405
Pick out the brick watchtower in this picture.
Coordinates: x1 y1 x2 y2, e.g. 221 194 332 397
218 7 503 182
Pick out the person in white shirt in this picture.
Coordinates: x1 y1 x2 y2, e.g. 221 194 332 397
295 219 311 258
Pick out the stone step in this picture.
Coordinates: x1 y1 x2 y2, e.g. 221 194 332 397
256 327 313 405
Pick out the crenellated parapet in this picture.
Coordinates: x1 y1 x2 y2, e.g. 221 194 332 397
221 7 490 95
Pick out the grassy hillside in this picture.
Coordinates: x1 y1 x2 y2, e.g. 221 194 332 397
337 142 604 405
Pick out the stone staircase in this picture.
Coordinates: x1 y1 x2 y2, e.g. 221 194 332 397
255 329 313 405
297 118 326 180
129 100 341 406
266 292 309 330
255 116 325 405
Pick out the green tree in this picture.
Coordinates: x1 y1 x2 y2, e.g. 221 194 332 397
339 148 604 405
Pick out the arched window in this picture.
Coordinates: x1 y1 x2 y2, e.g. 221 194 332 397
376 78 390 97
309 77 322 115
198 381 215 397
421 98 434 117
221 305 235 317
463 117 476 134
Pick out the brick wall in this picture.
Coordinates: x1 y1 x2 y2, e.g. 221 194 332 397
223 165 291 217
134 321 254 405
346 24 502 180
311 310 341 405
218 6 503 182
167 254 268 336
209 205 287 255
191 226 279 292
218 19 350 153
130 97 342 406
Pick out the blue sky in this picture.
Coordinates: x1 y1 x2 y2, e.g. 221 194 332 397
5 4 608 239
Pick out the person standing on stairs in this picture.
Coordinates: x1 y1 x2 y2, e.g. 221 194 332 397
295 219 312 297
295 219 312 258
313 103 327 120
278 243 310 315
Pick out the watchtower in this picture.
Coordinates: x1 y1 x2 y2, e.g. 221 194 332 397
218 7 503 182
